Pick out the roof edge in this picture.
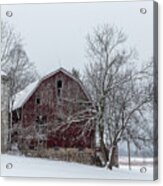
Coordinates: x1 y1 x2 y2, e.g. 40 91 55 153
13 68 91 110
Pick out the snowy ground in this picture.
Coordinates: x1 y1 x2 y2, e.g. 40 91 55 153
0 154 154 180
119 157 153 166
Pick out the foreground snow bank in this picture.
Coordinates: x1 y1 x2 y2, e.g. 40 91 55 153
1 154 153 180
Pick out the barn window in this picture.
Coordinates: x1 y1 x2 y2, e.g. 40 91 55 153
57 80 63 97
57 89 61 97
36 97 41 104
36 116 40 124
57 80 62 88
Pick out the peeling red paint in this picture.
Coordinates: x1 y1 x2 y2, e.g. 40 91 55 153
13 70 95 149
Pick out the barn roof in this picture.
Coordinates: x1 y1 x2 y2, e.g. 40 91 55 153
13 68 91 110
13 80 40 110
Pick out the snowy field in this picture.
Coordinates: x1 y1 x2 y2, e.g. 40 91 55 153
0 154 153 180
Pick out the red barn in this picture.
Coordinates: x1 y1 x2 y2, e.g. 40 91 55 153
12 68 95 150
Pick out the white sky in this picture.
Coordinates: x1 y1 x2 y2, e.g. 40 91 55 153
1 1 153 76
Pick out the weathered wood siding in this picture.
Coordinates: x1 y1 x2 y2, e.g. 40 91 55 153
16 71 95 149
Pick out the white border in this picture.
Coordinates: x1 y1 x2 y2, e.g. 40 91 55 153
0 1 162 186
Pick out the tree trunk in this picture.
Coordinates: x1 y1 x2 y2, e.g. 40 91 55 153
108 145 116 170
8 99 13 151
98 99 108 166
127 140 131 170
100 138 109 165
99 125 109 165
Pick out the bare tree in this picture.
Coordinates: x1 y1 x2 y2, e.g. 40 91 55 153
1 21 39 148
3 44 39 106
84 24 153 169
1 21 21 66
71 68 81 80
105 62 153 169
1 21 39 101
84 25 132 165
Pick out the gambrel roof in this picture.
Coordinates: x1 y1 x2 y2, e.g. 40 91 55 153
13 68 91 110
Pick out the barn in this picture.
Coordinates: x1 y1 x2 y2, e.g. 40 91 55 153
12 68 96 152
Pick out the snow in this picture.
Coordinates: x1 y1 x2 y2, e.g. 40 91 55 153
0 155 154 180
13 80 39 110
119 157 153 164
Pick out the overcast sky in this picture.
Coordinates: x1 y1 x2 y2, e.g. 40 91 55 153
1 1 153 76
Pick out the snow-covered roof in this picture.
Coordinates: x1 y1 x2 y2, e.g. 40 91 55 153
13 80 39 110
13 68 91 111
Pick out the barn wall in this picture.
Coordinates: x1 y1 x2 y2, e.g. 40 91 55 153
20 71 95 149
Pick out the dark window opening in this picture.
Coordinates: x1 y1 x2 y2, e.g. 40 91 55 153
39 140 43 144
57 80 63 98
57 80 62 88
36 116 40 124
57 89 61 97
36 97 41 104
